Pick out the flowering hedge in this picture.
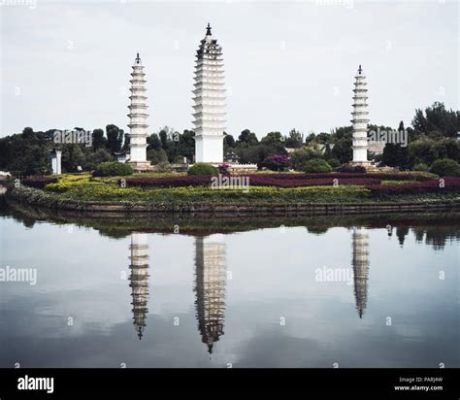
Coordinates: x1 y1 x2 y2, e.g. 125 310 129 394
21 176 58 189
122 175 383 188
247 176 381 188
122 172 433 189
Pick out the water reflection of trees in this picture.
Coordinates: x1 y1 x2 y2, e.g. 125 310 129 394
385 223 460 250
4 198 460 243
412 226 460 250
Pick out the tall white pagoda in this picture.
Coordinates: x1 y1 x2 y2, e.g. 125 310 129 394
351 65 370 165
127 53 153 171
129 232 150 340
194 234 226 354
193 24 226 164
351 227 369 319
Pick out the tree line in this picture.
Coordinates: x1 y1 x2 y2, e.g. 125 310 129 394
0 102 458 176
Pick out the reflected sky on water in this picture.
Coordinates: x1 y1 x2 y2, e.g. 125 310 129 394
0 206 459 368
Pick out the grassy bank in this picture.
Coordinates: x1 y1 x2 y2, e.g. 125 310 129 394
3 172 458 215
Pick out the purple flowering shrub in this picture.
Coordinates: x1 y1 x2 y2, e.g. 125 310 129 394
258 154 291 171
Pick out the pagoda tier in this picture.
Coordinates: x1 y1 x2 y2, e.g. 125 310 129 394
127 53 153 171
129 232 150 340
351 65 370 164
194 235 226 354
352 227 369 319
192 24 226 163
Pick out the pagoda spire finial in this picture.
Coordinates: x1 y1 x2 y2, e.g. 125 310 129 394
358 64 362 74
135 52 141 65
206 23 212 36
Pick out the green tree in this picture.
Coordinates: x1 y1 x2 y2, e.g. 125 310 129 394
237 129 258 146
261 131 283 146
285 129 304 148
412 102 460 138
177 130 195 162
224 133 236 148
106 124 123 153
92 129 106 150
147 133 162 151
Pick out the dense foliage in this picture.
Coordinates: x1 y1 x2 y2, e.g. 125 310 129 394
1 102 458 176
188 163 218 176
92 161 133 177
429 159 460 177
303 159 332 173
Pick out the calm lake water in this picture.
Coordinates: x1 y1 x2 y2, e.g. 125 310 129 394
0 199 459 368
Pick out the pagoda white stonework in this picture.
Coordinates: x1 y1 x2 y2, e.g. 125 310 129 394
194 234 226 354
127 53 153 171
352 227 369 319
351 65 370 165
193 24 226 164
129 232 149 340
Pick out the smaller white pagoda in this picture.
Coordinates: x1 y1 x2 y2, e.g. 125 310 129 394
127 53 153 171
351 65 370 165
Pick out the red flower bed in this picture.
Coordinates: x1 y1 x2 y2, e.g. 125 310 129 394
21 176 58 189
124 175 382 188
247 176 381 188
245 172 431 181
122 173 459 193
124 175 212 188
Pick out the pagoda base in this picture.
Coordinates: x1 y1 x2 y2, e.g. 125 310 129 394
349 160 372 167
127 161 155 172
348 160 375 172
226 163 258 174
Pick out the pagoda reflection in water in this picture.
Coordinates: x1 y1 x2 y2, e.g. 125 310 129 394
129 232 150 340
352 227 369 319
194 234 227 354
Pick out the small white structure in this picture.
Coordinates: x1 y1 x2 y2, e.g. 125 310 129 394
127 53 153 171
51 149 62 175
193 24 226 164
351 65 370 165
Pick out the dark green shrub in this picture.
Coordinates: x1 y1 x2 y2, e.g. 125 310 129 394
429 159 460 177
92 161 133 177
188 163 218 176
414 163 429 172
327 158 341 168
290 148 323 171
336 164 366 173
303 159 332 173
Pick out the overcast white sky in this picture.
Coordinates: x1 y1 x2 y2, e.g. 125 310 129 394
0 0 458 139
